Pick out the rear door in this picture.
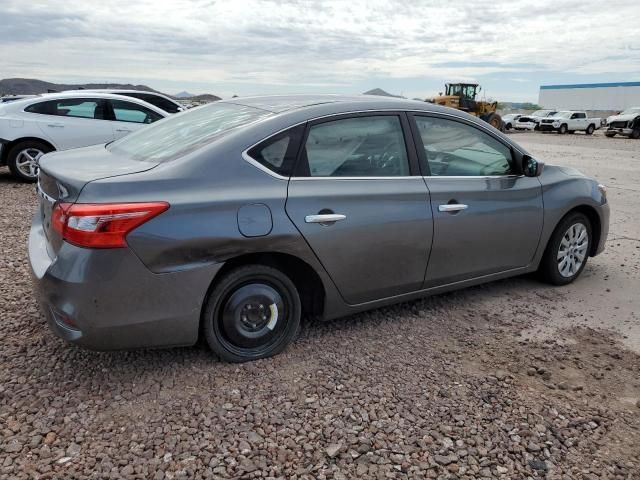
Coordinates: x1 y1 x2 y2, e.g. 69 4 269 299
410 114 544 287
285 113 432 305
29 98 113 149
107 99 165 140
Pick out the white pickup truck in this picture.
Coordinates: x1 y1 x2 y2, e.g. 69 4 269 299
538 111 601 135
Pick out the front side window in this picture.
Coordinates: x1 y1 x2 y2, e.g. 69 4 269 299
298 116 410 177
247 125 305 176
25 98 105 119
415 116 513 177
110 100 163 124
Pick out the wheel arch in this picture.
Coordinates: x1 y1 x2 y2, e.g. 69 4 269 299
2 137 56 165
548 205 602 257
201 252 326 328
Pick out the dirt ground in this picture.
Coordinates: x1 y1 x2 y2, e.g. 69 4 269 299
1 130 639 479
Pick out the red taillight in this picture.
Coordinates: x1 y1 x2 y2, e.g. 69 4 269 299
51 202 169 248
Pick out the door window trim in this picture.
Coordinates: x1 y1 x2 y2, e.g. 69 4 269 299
408 112 524 178
23 98 109 121
241 109 527 180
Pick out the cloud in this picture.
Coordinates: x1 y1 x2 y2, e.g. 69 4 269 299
2 0 639 98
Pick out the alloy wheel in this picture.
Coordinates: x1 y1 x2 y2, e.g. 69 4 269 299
15 148 44 179
557 223 589 278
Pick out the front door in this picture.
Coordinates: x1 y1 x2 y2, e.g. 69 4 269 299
411 114 544 287
285 114 433 305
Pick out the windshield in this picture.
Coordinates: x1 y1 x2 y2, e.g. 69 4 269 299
107 102 271 162
621 107 640 115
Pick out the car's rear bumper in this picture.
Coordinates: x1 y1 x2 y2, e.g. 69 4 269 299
28 211 223 350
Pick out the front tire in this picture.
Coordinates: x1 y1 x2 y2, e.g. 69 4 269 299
605 131 616 138
7 140 53 182
538 212 592 285
558 124 568 134
631 128 640 140
203 265 301 362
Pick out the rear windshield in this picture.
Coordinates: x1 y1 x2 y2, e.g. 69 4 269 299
107 102 271 162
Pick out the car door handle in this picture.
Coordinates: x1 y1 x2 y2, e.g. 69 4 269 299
47 123 64 128
439 204 468 213
305 214 346 224
115 128 132 132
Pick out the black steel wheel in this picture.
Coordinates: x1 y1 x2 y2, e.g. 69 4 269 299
203 265 301 362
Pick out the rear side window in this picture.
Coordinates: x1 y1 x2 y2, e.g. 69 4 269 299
298 115 410 177
247 125 305 177
25 98 106 119
415 116 513 176
107 102 271 163
110 99 163 124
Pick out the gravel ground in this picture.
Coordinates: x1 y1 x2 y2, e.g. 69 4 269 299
1 131 639 479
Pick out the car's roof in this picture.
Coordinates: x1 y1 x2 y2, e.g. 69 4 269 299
221 94 441 114
70 89 177 100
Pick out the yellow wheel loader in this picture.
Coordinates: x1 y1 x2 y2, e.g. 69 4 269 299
431 83 503 130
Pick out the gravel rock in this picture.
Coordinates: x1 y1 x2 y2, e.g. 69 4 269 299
0 151 639 479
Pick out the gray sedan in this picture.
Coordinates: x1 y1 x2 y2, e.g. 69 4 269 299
29 95 609 362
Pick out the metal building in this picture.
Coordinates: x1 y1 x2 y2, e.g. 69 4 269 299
538 82 640 111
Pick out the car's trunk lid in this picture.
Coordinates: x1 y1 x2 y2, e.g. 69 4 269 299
37 144 159 254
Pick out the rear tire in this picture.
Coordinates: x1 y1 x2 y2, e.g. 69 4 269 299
7 140 53 182
203 265 301 362
586 124 595 135
558 124 568 134
538 212 592 286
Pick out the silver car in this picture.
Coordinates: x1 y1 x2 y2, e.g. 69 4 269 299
29 95 609 362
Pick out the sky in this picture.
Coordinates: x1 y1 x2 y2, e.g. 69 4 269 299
2 0 640 102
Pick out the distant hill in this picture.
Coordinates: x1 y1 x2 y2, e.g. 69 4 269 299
0 78 221 102
185 93 222 102
363 88 403 98
0 78 167 96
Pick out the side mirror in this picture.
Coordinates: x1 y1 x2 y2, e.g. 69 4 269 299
523 155 544 177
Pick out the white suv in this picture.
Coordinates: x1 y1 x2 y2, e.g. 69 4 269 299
0 92 168 181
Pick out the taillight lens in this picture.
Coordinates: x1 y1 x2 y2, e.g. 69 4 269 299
52 202 169 248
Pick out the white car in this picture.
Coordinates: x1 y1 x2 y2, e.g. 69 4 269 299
538 111 601 135
501 114 522 130
0 92 168 181
605 107 640 139
65 89 186 114
513 115 539 131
